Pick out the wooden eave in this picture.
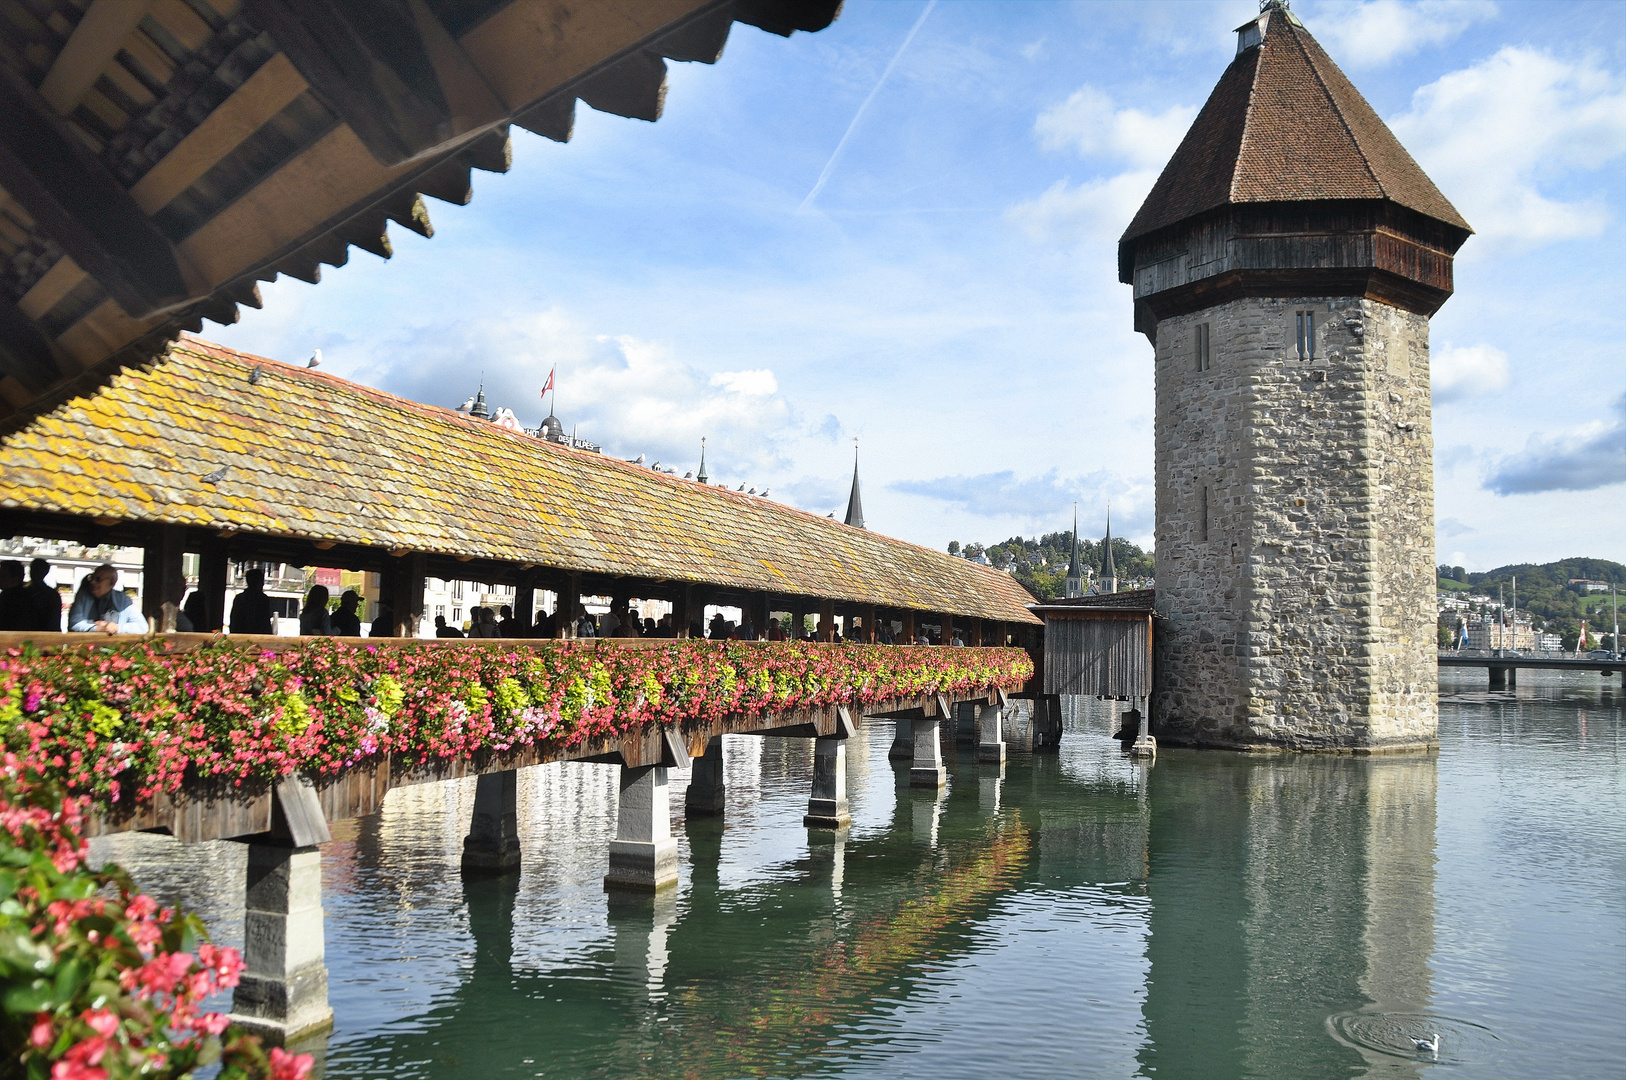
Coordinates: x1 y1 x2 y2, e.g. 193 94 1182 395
0 0 840 431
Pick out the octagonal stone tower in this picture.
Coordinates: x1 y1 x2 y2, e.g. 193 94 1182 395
1120 2 1470 751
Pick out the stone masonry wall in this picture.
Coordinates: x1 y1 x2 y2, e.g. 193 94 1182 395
1152 296 1437 750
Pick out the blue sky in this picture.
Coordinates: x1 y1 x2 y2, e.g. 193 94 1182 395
211 0 1626 571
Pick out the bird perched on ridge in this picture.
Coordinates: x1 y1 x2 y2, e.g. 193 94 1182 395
307 349 322 369
201 466 228 484
748 487 757 495
629 453 646 465
737 483 746 492
248 367 263 385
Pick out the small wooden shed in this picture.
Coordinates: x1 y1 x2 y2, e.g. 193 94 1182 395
1030 589 1156 700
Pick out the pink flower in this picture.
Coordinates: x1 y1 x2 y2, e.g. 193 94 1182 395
269 1046 315 1080
30 1013 53 1047
82 1009 118 1037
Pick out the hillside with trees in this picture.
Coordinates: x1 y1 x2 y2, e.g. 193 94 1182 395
1437 558 1624 650
947 532 1154 601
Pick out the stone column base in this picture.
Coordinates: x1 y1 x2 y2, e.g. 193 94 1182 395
803 798 851 830
229 966 333 1046
461 835 521 876
604 838 679 892
888 717 913 760
977 741 1006 763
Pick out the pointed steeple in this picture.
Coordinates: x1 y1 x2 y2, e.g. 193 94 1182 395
1065 503 1084 598
470 379 489 420
1101 503 1117 594
843 439 865 529
696 437 709 485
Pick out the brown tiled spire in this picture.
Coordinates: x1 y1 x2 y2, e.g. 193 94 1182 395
1121 1 1469 252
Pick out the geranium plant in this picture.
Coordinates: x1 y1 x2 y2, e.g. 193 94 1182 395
0 754 311 1079
0 639 1031 811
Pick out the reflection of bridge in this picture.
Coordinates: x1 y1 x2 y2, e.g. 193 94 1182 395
1439 653 1624 689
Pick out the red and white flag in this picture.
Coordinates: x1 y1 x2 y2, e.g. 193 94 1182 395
540 367 555 399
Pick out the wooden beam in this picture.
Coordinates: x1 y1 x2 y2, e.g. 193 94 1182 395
141 524 185 630
241 0 457 166
197 540 229 633
383 551 426 637
38 0 153 117
0 296 65 393
0 67 191 318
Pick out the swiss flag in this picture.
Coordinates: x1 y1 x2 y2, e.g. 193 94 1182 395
540 367 554 398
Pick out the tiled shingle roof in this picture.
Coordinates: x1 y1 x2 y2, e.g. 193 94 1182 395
1121 8 1470 244
0 336 1040 624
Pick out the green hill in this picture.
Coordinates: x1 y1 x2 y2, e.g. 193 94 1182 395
1437 557 1624 647
948 532 1154 601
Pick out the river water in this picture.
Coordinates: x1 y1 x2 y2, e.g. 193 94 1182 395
94 668 1625 1079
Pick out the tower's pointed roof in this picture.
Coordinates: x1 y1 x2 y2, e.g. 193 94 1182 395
1102 507 1116 584
844 448 866 529
1066 505 1082 578
1120 1 1468 262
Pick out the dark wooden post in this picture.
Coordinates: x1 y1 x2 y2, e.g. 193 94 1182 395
865 605 878 643
514 581 535 636
941 613 956 645
556 572 581 638
384 552 427 637
969 618 982 647
792 598 808 640
673 584 693 639
902 609 916 644
753 593 771 637
818 598 836 643
142 525 185 630
197 540 229 633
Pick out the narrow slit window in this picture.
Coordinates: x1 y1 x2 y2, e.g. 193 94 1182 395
1201 485 1210 541
1296 311 1315 361
1195 323 1211 371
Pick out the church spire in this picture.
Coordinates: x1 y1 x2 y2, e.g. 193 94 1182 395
696 436 708 485
843 439 865 529
1101 503 1117 594
1065 503 1084 598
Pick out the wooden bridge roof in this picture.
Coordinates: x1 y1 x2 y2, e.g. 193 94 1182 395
0 336 1042 624
0 0 838 431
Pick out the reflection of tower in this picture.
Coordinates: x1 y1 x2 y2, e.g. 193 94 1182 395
1138 753 1438 1077
1126 0 1466 750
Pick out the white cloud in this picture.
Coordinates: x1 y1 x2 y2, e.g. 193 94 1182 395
1007 171 1163 247
1011 86 1197 248
1304 0 1497 68
1034 85 1196 169
709 369 778 396
1390 47 1626 252
1484 393 1626 495
1432 342 1509 402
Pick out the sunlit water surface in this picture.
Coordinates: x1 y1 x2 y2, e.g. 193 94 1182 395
94 669 1625 1079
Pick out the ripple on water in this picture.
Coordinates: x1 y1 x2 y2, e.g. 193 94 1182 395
1328 1011 1500 1065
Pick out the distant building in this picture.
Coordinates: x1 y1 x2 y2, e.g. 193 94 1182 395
1571 579 1612 592
1466 616 1535 651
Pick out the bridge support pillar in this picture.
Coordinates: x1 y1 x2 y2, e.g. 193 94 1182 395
462 770 521 877
889 716 913 760
606 765 679 892
685 736 726 816
1489 665 1508 690
977 702 1006 763
230 843 333 1044
804 734 851 829
910 717 947 788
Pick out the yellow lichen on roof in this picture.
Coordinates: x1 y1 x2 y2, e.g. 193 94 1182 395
0 336 1039 624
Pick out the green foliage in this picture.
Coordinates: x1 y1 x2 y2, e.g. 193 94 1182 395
970 531 1154 601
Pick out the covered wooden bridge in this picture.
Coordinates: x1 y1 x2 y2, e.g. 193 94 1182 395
0 335 1041 1044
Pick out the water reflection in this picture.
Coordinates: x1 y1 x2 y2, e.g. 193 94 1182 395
87 674 1624 1080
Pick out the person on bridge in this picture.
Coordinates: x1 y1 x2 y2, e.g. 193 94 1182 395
497 605 522 637
230 567 274 635
299 585 333 636
25 558 62 631
331 590 363 636
434 615 464 638
0 560 28 630
68 564 147 633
